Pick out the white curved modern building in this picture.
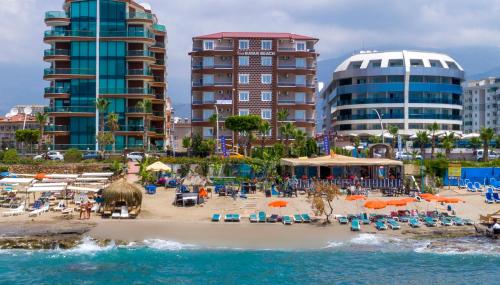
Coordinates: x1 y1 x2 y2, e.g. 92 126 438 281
319 50 465 137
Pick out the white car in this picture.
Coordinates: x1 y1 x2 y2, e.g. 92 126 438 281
476 150 498 161
396 151 422 161
34 151 64 161
126 152 146 162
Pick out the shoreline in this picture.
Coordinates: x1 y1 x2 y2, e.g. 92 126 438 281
0 219 481 250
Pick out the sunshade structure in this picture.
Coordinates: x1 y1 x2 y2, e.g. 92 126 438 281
364 200 387 209
182 175 210 186
461 133 480 140
345 195 366 201
102 178 142 217
268 200 288 207
0 178 34 184
146 161 171 172
81 172 113 177
281 155 403 167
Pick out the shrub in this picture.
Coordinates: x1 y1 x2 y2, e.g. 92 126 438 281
2 149 19 164
64 148 83 163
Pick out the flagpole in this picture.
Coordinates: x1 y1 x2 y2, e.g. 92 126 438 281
95 0 100 151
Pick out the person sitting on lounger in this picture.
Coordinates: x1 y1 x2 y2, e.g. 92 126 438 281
489 219 500 234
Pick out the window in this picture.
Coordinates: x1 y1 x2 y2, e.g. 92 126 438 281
261 56 272 66
239 108 249 116
202 92 214 103
388 59 404 67
202 57 214 67
370 60 382 68
203 127 213 137
295 92 305 103
261 109 272 120
296 58 306 68
296 41 306 51
203 109 214 120
261 74 272 84
296 75 306 86
429 60 442 68
239 56 249 66
239 91 249 102
261 91 272 101
239 40 249 50
295 110 305 120
261 40 272 50
203 40 214 50
202 74 214 85
239 74 249 84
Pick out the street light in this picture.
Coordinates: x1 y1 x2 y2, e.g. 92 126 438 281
371 108 384 144
214 105 219 153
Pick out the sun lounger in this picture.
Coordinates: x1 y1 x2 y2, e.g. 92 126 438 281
351 219 361 231
492 192 500 203
225 214 240 222
452 217 464 226
440 218 453 226
53 201 65 212
463 219 474 225
485 192 495 204
258 211 266 223
249 213 258 223
111 209 121 219
375 220 387 230
338 216 348 225
29 203 49 217
458 179 467 189
466 182 476 192
360 213 370 224
301 214 311 223
282 215 293 225
409 218 421 228
293 214 303 223
398 216 410 223
211 213 221 222
266 214 279 223
120 206 129 219
473 182 483 192
61 207 73 215
387 219 401 230
424 217 437 227
233 214 240 222
2 203 25 217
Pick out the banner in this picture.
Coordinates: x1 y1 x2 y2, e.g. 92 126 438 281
323 136 330 155
221 136 228 157
397 134 402 154
448 163 461 178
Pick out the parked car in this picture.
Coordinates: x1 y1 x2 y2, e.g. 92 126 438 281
395 151 422 161
34 151 64 161
476 150 498 161
82 151 102 160
126 152 146 162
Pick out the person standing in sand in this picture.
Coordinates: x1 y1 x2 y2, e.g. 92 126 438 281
85 201 92 219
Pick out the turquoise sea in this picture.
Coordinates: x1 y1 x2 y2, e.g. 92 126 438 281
0 235 498 285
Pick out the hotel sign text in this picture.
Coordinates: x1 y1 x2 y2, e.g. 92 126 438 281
237 51 275 56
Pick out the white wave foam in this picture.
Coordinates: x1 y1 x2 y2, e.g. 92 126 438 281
63 236 116 255
142 239 197 251
350 234 383 245
413 238 500 256
325 241 344 248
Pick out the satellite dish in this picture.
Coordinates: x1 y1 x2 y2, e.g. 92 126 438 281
10 108 18 116
24 107 32 115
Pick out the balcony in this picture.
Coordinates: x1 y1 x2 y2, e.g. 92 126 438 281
192 46 233 52
277 99 315 105
45 106 95 114
338 114 404 120
44 125 69 132
278 117 315 123
44 30 95 41
337 98 405 106
277 81 315 88
277 47 315 53
126 12 153 22
153 24 166 34
408 114 461 120
192 63 233 70
100 88 154 97
409 98 462 105
44 68 95 80
152 42 166 49
152 111 164 117
44 11 69 26
43 49 70 61
192 81 233 87
44 87 70 98
126 107 151 114
277 63 315 70
127 50 155 59
126 69 153 79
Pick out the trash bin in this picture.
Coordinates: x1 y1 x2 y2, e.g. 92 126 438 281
145 185 157 194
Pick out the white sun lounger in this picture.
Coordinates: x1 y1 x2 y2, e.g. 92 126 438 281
29 203 50 217
2 203 25 217
120 206 129 219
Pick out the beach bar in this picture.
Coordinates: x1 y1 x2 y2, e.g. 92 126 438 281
280 155 403 188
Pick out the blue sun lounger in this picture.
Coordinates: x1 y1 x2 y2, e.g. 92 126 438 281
360 213 370 224
466 182 476 192
351 219 361 231
249 213 258 223
293 214 303 223
409 218 421 228
485 192 495 204
225 214 241 222
473 182 483 192
452 217 464 226
301 214 311 223
282 215 293 225
493 192 500 203
258 211 266 222
212 213 221 222
375 220 387 230
424 217 437 227
387 219 400 230
440 217 453 226
338 216 349 225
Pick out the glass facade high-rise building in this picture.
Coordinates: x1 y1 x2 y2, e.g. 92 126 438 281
43 0 168 151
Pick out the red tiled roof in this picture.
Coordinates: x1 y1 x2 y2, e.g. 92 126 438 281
194 32 318 41
0 114 35 123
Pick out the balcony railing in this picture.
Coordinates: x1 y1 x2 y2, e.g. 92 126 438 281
152 111 164 117
44 125 68 132
192 81 233 87
192 46 233 52
44 30 155 39
44 87 70 94
153 24 166 32
100 88 153 95
45 106 95 113
277 64 315 69
44 68 95 76
279 118 315 122
153 42 166 48
338 98 405 105
127 107 151 113
277 99 315 104
338 114 404 120
277 82 315 87
154 59 165 65
126 12 153 20
192 63 233 69
127 50 154 57
45 11 68 19
408 114 461 120
409 99 462 105
44 30 95 37
44 49 70 56
127 69 152 76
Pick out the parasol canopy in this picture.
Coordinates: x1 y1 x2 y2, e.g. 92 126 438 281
345 195 367 201
182 174 210 186
386 199 409 207
436 197 463 203
268 200 288 208
102 178 142 207
364 200 387 209
35 173 47 180
146 161 172 172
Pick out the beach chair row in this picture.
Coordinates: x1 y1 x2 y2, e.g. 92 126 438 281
212 212 312 225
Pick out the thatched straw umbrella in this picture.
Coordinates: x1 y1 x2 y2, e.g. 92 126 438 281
102 178 143 217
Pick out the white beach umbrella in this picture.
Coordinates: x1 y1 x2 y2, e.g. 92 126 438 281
343 145 355 151
462 133 480 140
348 133 359 137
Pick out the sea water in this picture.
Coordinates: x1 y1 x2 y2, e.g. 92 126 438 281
0 235 499 285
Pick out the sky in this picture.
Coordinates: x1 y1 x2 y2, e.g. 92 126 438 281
1 0 500 114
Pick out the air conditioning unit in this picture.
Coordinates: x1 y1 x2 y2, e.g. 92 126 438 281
218 90 224 94
221 56 227 60
285 74 290 78
226 90 231 94
284 91 289 95
283 56 290 60
227 73 232 77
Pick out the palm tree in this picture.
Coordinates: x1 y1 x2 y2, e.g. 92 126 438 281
441 132 456 159
107 112 119 153
95 98 110 134
480 127 495 162
35 112 48 151
292 128 306 156
137 99 153 151
415 131 429 158
282 122 295 156
388 125 399 153
258 121 271 155
208 114 218 140
277 109 289 144
426 122 439 159
469 137 482 155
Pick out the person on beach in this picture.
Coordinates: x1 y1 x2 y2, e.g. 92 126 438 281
85 201 92 219
490 219 500 234
79 204 85 219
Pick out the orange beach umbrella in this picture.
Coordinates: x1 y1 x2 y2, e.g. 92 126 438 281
345 195 367 201
364 200 387 209
35 173 47 180
386 199 408 207
436 197 463 204
268 200 288 208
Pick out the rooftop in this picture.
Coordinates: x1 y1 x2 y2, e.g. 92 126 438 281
193 32 318 41
0 114 36 123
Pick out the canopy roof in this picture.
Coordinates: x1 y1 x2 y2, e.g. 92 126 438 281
146 161 171 172
81 172 114 177
280 155 403 167
67 186 100 193
27 186 66 192
0 178 34 184
103 178 142 207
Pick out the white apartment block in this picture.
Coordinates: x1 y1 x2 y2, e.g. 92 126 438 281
463 77 500 134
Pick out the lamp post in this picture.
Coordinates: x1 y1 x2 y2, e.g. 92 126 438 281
214 105 219 154
95 0 101 151
372 108 384 144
